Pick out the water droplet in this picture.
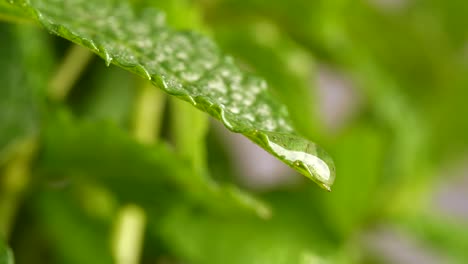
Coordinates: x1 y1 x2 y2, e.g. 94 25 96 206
180 71 201 82
103 52 112 66
232 93 243 101
229 106 240 114
243 113 255 122
262 119 277 131
262 131 335 190
175 51 188 60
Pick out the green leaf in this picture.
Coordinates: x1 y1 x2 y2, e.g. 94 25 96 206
0 23 52 163
157 191 335 264
0 238 14 264
0 1 29 23
40 111 270 218
0 24 37 162
34 190 114 264
137 0 205 30
3 0 335 190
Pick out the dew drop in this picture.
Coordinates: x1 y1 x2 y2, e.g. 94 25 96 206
104 53 112 67
262 131 335 190
230 106 240 114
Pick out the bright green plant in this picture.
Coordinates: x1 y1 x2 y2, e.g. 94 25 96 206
1 0 467 263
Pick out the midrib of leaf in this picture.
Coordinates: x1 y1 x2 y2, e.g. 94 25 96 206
3 0 335 190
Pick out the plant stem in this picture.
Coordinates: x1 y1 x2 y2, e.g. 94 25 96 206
48 44 93 101
170 97 209 176
111 81 166 264
0 138 36 239
112 205 146 264
132 81 166 144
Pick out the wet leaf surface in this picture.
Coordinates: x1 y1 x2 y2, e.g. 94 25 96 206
4 0 335 189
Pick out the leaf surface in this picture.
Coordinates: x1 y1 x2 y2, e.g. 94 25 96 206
3 0 335 189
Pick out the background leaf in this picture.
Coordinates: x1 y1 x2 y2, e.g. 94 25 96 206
157 191 336 264
39 111 270 218
0 24 41 163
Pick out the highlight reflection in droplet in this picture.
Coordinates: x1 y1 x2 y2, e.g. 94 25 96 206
260 131 335 191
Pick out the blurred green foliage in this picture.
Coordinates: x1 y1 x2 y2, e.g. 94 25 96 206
0 237 13 264
1 0 468 263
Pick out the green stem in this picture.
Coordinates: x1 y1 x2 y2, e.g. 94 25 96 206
169 97 209 176
132 82 166 144
0 138 36 239
111 81 166 264
111 205 146 264
48 44 93 101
